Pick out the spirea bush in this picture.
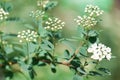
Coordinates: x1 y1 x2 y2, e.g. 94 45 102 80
0 0 113 80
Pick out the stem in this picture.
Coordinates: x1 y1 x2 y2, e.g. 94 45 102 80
52 37 56 57
94 60 99 69
68 41 85 63
26 42 30 64
54 41 85 66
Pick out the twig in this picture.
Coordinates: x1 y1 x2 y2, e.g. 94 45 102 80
57 41 85 66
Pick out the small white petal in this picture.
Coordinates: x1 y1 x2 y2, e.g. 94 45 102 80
106 47 111 53
91 54 100 60
87 47 93 53
106 54 111 61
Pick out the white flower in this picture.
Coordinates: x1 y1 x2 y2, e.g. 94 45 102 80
0 8 9 20
106 53 112 61
37 0 49 8
17 30 38 42
87 43 112 61
87 43 97 53
44 17 65 31
85 5 104 17
74 15 97 27
29 10 44 18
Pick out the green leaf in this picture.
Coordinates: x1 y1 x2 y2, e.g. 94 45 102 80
13 46 23 53
79 46 87 57
98 68 111 75
4 45 14 54
24 24 34 29
77 67 86 75
28 43 38 53
43 40 54 50
88 30 98 37
60 39 76 51
51 64 56 73
32 57 39 65
4 2 13 12
77 26 85 39
40 44 52 51
64 50 70 59
70 60 80 68
6 17 20 21
44 1 58 11
89 36 97 43
5 71 13 79
73 74 83 80
89 71 102 76
39 50 47 56
38 61 46 66
28 67 36 79
38 26 47 37
0 31 3 34
10 72 29 80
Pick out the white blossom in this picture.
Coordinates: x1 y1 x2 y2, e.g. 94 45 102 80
74 15 97 27
0 8 9 20
44 17 65 31
17 30 38 43
37 0 49 8
85 5 104 17
29 10 44 18
87 43 112 61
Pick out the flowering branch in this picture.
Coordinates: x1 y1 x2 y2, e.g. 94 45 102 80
0 1 113 80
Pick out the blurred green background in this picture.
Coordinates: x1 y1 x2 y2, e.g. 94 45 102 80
0 0 120 80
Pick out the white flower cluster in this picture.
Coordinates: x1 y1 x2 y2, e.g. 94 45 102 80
44 17 65 31
74 5 103 27
37 0 49 8
0 8 9 20
74 15 97 27
29 10 44 18
17 30 38 43
85 5 104 17
87 43 112 61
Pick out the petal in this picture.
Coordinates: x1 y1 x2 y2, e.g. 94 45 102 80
87 47 93 53
106 47 111 53
91 54 99 60
106 54 111 61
